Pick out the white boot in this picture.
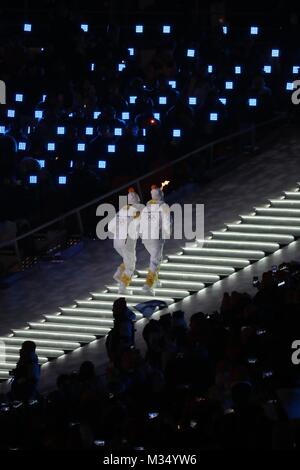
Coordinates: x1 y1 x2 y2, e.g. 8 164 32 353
142 283 154 296
118 282 133 295
113 264 125 283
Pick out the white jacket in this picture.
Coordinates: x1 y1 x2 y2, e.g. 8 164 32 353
108 204 141 240
140 200 171 241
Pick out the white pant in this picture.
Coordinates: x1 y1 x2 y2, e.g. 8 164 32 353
143 239 164 274
114 237 137 277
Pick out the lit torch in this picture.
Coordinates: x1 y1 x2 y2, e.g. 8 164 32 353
160 180 170 190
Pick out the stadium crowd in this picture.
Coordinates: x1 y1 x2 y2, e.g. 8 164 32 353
2 2 297 239
1 260 300 450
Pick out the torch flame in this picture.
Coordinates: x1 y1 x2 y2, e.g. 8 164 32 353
160 180 170 190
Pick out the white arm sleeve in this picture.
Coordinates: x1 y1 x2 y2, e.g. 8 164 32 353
161 204 171 239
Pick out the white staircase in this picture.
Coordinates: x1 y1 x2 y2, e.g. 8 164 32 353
1 184 300 380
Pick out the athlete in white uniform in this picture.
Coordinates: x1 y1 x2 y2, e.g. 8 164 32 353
140 184 171 295
108 188 141 294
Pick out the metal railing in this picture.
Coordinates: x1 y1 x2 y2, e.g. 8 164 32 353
0 115 285 268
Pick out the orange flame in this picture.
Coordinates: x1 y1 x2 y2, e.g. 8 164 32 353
160 180 170 190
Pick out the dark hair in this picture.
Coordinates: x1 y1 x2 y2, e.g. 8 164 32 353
20 340 36 354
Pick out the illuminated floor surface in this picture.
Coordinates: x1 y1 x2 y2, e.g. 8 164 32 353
1 183 300 381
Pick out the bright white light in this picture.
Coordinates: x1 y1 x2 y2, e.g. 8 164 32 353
168 80 176 89
173 129 181 137
108 145 115 153
128 48 134 56
163 25 171 34
98 160 106 169
249 98 257 107
15 94 23 102
35 110 43 119
114 128 122 136
129 96 137 104
136 25 143 33
137 144 145 152
86 127 94 135
271 49 280 57
159 96 167 105
29 175 37 184
77 143 85 151
94 111 101 119
18 142 26 150
7 109 15 118
58 176 67 185
189 97 197 105
57 126 65 135
225 81 233 90
81 24 88 32
250 26 258 35
37 160 45 168
187 49 195 57
263 65 272 74
235 66 241 74
122 112 130 120
210 113 218 121
24 23 32 32
118 63 126 72
219 97 227 105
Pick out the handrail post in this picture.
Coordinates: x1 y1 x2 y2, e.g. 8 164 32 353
76 211 84 236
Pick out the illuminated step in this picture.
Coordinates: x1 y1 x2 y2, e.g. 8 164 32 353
211 230 293 245
168 255 249 268
0 344 64 358
0 371 9 380
128 278 206 291
269 199 300 208
28 322 109 336
59 308 143 320
138 270 220 283
0 352 47 364
200 238 278 253
158 263 235 276
12 329 95 344
0 361 18 370
183 246 264 260
90 293 174 304
76 299 143 309
226 223 300 236
0 335 80 351
255 207 300 217
284 191 300 199
60 307 114 318
45 315 114 327
241 215 300 226
106 285 189 299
